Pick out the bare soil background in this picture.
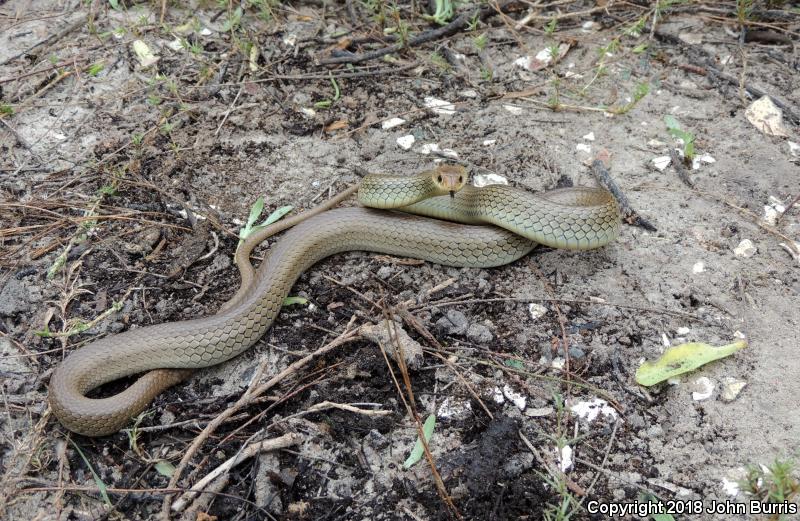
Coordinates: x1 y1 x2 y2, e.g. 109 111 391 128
1 0 799 519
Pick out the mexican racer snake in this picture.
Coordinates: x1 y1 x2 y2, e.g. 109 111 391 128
49 165 621 436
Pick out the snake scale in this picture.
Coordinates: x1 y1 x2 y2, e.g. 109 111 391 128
49 165 620 436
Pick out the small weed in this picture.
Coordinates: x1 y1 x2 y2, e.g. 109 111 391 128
480 67 493 81
664 115 695 161
238 197 294 249
608 82 650 114
428 52 451 72
467 13 480 32
146 94 162 106
742 458 799 511
544 18 558 36
473 33 488 52
313 72 341 109
423 0 454 25
0 104 14 116
87 61 104 76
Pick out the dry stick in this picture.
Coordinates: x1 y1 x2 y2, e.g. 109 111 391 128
160 323 361 518
319 0 524 65
379 299 462 520
668 148 695 188
394 307 494 419
590 160 657 232
171 433 303 512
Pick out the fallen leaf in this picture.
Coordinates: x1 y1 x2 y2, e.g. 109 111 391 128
635 340 747 386
324 119 348 132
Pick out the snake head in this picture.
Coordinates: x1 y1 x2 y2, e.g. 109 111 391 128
430 164 467 198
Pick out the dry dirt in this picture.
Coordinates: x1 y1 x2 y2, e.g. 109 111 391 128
1 1 799 520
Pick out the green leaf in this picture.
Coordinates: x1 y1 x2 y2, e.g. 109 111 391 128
108 0 120 10
237 200 293 248
221 6 243 32
403 414 436 469
0 103 14 116
635 340 747 386
154 460 175 477
282 296 308 306
87 62 104 76
69 439 112 506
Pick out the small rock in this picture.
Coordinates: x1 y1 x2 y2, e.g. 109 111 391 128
376 266 393 279
525 406 554 417
436 310 469 335
721 378 747 402
676 326 691 336
466 323 493 344
424 97 455 115
396 135 415 150
528 303 547 320
582 131 595 141
503 384 526 410
692 261 705 273
652 156 671 171
576 143 592 153
691 376 715 401
733 239 757 258
438 396 473 420
382 117 406 129
473 173 508 187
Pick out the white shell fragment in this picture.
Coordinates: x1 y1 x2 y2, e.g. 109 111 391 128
503 104 523 115
438 396 472 420
692 261 705 273
482 139 496 146
691 153 716 170
473 173 508 187
167 38 185 51
492 387 505 404
396 135 415 150
745 96 790 137
569 398 618 423
528 303 547 320
676 327 691 336
502 385 527 410
763 197 786 226
691 376 715 401
382 117 406 129
424 97 455 115
721 378 747 402
582 132 595 141
559 445 574 472
733 239 757 258
652 156 671 171
575 143 591 154
416 143 457 158
132 40 159 68
789 141 800 157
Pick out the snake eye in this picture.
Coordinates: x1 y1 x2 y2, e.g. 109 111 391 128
458 176 463 183
437 175 443 182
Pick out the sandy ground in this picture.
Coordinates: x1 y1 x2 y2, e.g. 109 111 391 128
1 0 799 519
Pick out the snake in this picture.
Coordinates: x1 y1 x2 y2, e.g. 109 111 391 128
48 165 621 436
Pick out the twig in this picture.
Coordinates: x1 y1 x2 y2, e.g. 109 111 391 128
319 1 524 65
171 433 302 512
590 159 657 232
668 148 694 188
161 322 360 517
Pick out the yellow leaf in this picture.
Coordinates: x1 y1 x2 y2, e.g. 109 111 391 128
635 340 747 386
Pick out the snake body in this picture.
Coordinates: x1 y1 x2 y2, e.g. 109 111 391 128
49 167 620 436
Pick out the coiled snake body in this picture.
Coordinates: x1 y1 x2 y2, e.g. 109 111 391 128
49 166 620 436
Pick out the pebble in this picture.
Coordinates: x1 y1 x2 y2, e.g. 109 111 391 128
436 309 469 335
733 239 757 258
466 323 493 343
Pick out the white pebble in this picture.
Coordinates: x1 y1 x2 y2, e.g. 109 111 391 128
396 135 415 150
382 117 406 129
733 239 757 258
